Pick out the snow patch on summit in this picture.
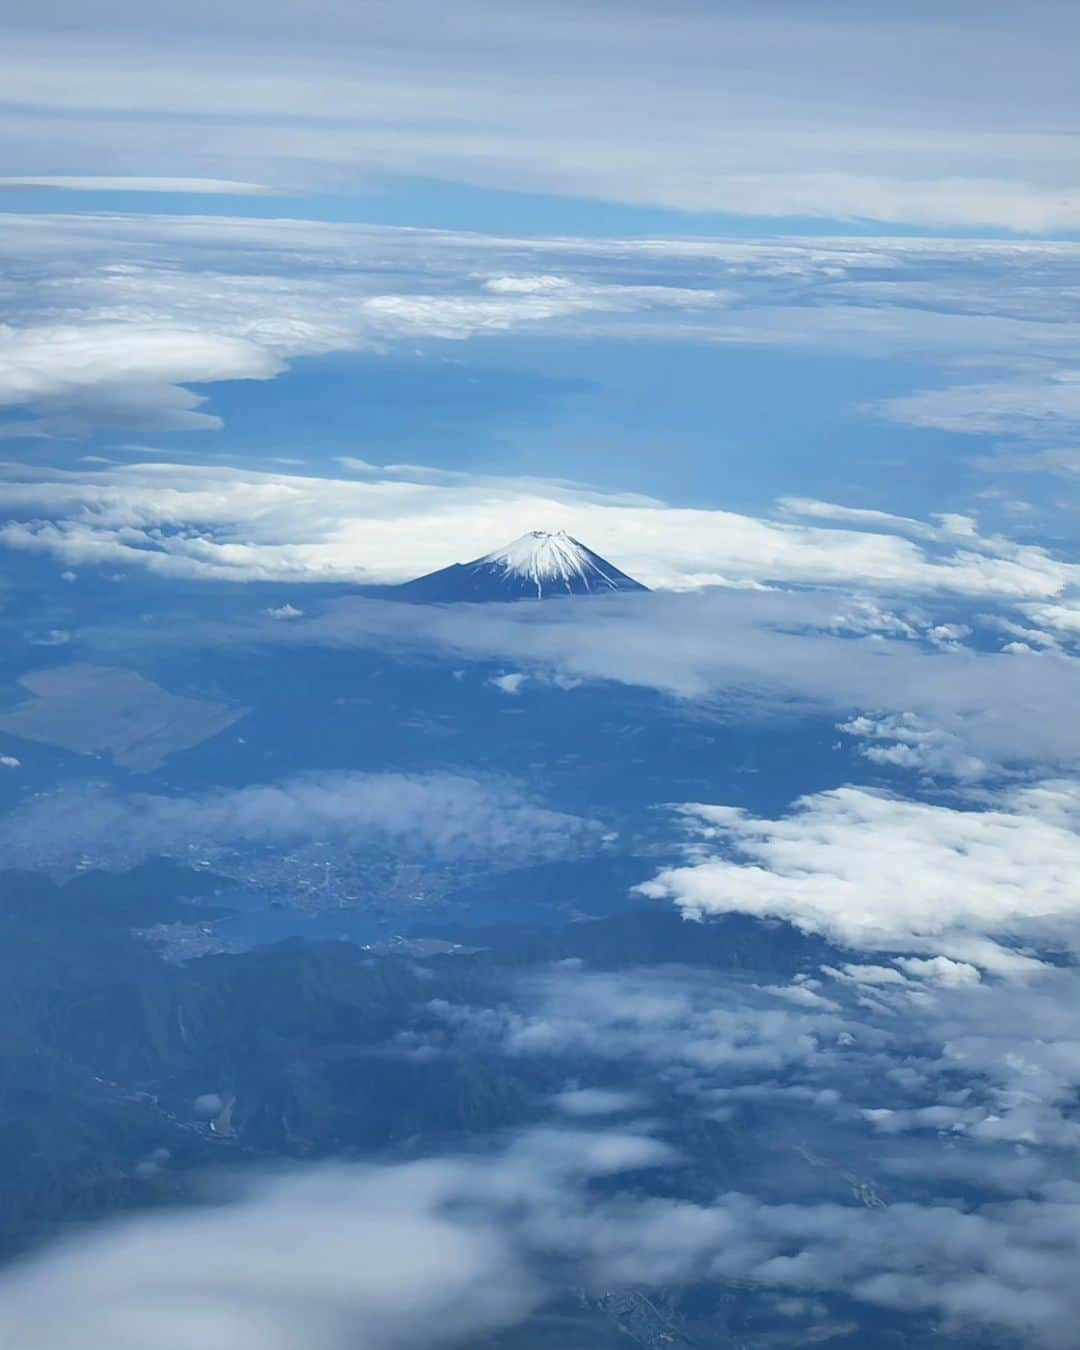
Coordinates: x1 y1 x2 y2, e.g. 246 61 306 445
479 531 624 597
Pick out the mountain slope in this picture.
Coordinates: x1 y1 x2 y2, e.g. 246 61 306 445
394 530 648 602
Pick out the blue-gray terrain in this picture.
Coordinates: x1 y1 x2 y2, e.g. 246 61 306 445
0 535 1071 1350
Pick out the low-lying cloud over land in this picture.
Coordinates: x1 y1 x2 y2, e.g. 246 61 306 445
641 781 1080 972
12 949 1080 1348
0 770 600 874
252 586 1080 779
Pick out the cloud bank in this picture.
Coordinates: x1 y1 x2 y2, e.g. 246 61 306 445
0 771 600 874
268 587 1080 778
6 1113 1080 1349
3 459 1077 602
641 781 1080 972
5 1 1080 231
0 1128 660 1350
1 215 1080 443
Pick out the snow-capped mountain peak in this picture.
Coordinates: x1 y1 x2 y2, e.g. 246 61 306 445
394 529 648 602
478 530 619 594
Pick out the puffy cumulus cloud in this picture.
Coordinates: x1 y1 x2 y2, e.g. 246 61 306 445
2 459 1077 602
838 713 990 781
0 771 600 874
5 1 1080 233
415 958 1080 1155
1020 600 1080 649
638 1188 1080 1348
640 781 1080 972
417 965 861 1084
905 967 1080 1152
489 671 527 695
892 955 982 988
398 956 1080 1344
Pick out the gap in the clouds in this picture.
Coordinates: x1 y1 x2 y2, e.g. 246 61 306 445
4 176 1080 242
164 338 980 520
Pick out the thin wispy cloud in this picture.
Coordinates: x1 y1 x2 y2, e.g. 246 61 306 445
4 1 1080 231
1 216 1080 443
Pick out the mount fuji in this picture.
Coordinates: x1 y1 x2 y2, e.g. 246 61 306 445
394 530 649 602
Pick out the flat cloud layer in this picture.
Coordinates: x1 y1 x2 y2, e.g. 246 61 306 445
3 459 1077 601
2 215 1080 441
265 588 1080 777
0 1128 661 1350
0 771 600 873
4 1 1080 230
0 177 271 194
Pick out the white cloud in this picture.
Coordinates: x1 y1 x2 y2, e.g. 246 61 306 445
838 713 989 781
879 369 1080 438
489 672 526 695
975 447 1080 479
0 771 600 874
0 177 272 194
893 956 982 988
192 1092 225 1118
420 966 855 1081
0 214 742 435
4 2 1080 231
22 1115 1080 1349
0 1127 666 1350
2 459 1076 601
1023 601 1080 645
0 755 20 768
0 323 281 435
5 963 1080 1347
639 781 1080 972
1 215 1080 441
551 1088 645 1118
274 587 1080 777
408 952 1080 1335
